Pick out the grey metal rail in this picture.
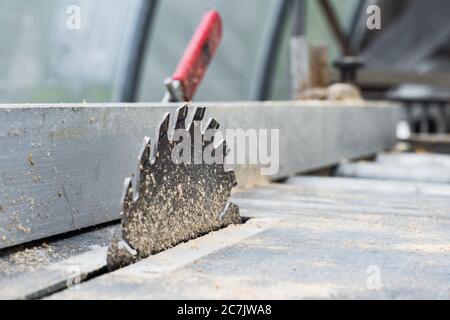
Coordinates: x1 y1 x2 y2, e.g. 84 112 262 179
0 101 400 249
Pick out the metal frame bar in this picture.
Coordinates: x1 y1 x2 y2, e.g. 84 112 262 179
292 0 307 37
0 101 400 249
251 0 295 101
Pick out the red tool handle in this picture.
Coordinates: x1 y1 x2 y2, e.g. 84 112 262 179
172 10 223 101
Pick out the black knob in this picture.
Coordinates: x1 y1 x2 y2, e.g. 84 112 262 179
333 56 365 84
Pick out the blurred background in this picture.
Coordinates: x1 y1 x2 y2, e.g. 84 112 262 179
0 0 449 111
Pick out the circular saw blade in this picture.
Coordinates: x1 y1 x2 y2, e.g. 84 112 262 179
107 105 240 270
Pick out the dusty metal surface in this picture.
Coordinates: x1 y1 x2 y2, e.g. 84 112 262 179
0 101 399 249
47 176 450 300
108 106 240 270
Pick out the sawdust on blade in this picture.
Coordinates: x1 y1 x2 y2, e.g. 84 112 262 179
107 105 241 271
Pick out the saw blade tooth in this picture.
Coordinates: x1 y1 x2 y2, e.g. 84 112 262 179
157 112 170 139
219 202 241 226
174 105 189 130
187 107 206 136
211 138 224 159
137 137 151 167
227 171 238 187
120 177 134 212
193 106 206 121
152 112 171 163
188 120 200 135
219 201 232 221
186 106 205 133
203 118 220 134
215 139 230 157
107 239 138 271
135 137 151 194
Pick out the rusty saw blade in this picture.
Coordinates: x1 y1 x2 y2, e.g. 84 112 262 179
107 105 241 270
